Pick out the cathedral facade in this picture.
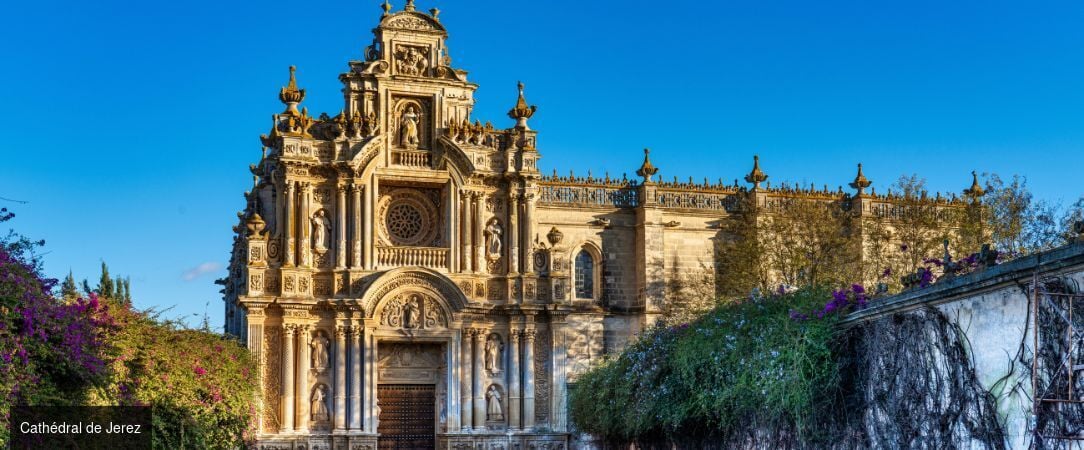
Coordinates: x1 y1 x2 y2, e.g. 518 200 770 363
223 2 977 449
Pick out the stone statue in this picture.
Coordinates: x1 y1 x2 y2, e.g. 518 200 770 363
311 210 331 255
485 335 502 373
311 332 329 372
403 295 421 329
399 106 419 149
486 385 503 420
311 385 329 421
485 220 502 258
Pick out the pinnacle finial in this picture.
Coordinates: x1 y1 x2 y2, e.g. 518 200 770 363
381 0 392 17
508 81 537 129
849 163 872 195
404 0 415 12
963 170 985 199
278 65 305 115
744 154 768 189
636 148 659 183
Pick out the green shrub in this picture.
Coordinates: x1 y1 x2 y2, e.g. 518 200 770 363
570 288 842 444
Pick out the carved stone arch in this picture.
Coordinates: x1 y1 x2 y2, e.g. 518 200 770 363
360 267 467 321
349 137 384 179
436 137 476 178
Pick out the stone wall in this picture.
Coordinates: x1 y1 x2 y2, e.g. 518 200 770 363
842 242 1084 449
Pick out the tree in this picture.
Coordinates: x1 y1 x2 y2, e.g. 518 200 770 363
715 193 770 298
760 198 860 289
983 174 1062 256
888 175 948 275
61 270 79 299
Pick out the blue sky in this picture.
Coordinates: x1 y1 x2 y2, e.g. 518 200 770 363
2 0 1082 328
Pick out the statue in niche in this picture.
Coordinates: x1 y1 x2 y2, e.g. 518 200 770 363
311 331 330 373
485 219 502 259
311 209 332 255
311 385 329 421
399 106 420 149
486 385 503 421
403 295 421 329
485 334 503 374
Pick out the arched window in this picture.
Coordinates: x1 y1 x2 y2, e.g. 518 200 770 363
574 249 595 299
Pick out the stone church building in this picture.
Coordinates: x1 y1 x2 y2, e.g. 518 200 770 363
223 2 977 449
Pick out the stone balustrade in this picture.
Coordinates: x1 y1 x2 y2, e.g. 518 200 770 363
376 245 449 270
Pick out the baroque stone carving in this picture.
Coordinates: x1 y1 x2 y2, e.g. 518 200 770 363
379 293 446 329
311 331 330 373
399 105 420 149
378 188 440 247
311 384 330 421
395 45 429 76
311 209 331 255
485 219 502 259
485 333 503 374
486 384 504 420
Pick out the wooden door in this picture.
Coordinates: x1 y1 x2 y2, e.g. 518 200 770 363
377 384 436 450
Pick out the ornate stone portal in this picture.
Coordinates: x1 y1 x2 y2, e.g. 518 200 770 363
223 2 981 449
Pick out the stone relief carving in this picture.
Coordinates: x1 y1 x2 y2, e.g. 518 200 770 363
535 332 551 421
311 384 329 421
311 331 330 373
395 45 429 76
378 188 440 247
486 385 504 421
485 219 502 259
379 293 446 329
485 333 503 374
311 209 331 255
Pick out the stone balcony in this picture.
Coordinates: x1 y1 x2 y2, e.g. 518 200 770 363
376 245 449 270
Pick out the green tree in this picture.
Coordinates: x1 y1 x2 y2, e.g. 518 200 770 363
97 262 115 299
61 270 79 299
983 174 1061 256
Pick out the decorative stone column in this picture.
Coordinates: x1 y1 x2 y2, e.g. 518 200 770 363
280 325 296 433
366 175 379 270
524 194 535 275
366 329 379 432
296 325 311 432
349 325 362 431
461 329 473 430
334 325 348 432
336 185 347 269
351 184 363 269
284 182 296 267
508 329 522 429
523 329 536 429
509 193 520 275
300 182 313 268
472 328 485 429
552 318 569 432
460 191 472 273
473 193 484 273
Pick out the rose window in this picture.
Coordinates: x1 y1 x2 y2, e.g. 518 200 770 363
379 189 440 247
387 203 423 242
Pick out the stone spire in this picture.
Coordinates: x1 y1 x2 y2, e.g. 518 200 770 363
278 66 306 116
963 171 985 199
743 155 768 189
636 148 659 184
849 163 872 196
507 81 537 129
404 0 416 12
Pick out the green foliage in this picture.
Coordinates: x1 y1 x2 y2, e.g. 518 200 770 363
570 288 841 444
87 300 257 449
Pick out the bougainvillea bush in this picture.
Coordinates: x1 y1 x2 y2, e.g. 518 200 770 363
87 304 257 449
0 243 113 444
570 288 851 446
1 209 256 448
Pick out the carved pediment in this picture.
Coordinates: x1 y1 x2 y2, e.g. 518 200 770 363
381 12 445 33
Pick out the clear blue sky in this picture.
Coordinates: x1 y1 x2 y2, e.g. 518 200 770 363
2 0 1082 329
